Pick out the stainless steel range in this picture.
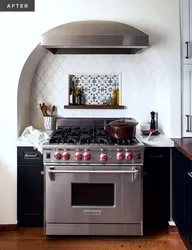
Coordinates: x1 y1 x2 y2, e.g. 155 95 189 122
43 118 144 236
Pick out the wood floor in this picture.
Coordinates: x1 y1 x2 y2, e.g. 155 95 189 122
0 228 187 250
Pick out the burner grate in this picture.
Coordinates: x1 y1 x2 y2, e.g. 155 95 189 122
67 135 79 144
97 136 109 145
82 128 93 134
49 126 139 146
79 135 92 144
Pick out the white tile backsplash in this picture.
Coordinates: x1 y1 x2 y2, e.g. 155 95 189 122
30 52 157 129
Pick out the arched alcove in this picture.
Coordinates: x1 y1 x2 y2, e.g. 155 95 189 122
17 23 172 137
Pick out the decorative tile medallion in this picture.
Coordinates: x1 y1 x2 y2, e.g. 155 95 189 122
70 74 120 104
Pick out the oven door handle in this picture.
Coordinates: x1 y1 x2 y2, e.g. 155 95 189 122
48 168 138 180
48 169 138 174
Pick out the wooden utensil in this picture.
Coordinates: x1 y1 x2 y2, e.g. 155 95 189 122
43 104 48 116
40 103 46 116
40 103 48 116
51 105 55 116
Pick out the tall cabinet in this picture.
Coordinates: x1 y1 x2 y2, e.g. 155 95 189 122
17 147 44 227
182 0 192 65
172 148 192 249
181 0 192 136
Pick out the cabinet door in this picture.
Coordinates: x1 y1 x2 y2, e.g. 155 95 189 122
143 148 170 227
172 148 187 235
17 147 43 165
17 165 44 227
186 164 192 245
182 65 192 137
181 0 192 64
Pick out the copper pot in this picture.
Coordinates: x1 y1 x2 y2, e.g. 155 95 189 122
107 118 138 140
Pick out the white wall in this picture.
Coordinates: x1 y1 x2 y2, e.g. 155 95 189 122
0 0 180 224
18 45 47 135
31 52 157 128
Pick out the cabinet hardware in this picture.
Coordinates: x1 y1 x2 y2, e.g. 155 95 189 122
186 115 192 132
24 153 38 158
186 41 189 59
188 172 192 178
40 171 44 175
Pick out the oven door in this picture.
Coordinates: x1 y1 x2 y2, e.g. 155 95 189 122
45 165 142 224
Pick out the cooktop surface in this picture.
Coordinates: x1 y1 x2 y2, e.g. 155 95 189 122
49 126 139 146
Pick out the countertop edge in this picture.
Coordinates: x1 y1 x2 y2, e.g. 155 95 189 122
136 129 174 147
172 138 192 161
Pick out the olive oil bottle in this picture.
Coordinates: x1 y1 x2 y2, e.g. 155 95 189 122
116 86 119 105
112 83 119 106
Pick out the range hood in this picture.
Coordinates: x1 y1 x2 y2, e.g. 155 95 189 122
41 20 149 55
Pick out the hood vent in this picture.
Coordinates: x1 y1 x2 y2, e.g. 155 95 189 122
41 20 149 55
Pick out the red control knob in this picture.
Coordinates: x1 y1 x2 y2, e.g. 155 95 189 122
75 152 82 161
125 152 133 161
116 152 124 160
100 153 107 162
54 152 62 160
63 152 70 160
84 152 91 160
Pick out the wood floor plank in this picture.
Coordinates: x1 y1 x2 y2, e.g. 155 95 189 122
129 239 186 250
0 228 187 250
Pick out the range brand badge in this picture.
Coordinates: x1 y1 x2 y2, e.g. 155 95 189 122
84 210 102 216
0 0 35 11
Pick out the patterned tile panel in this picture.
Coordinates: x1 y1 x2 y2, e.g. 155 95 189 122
71 74 120 104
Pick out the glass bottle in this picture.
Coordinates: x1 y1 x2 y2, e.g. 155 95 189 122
81 87 84 104
69 80 74 105
77 88 82 105
112 83 117 106
72 77 77 105
116 86 119 105
73 85 79 105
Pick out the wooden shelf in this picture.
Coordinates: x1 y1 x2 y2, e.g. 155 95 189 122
64 105 125 109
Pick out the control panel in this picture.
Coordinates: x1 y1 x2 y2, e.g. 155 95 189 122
44 148 144 164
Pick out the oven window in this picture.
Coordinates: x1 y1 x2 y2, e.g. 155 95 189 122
71 183 114 206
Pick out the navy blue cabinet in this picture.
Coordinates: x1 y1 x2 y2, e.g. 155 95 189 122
143 147 170 228
172 148 187 234
17 147 43 227
186 164 192 246
172 148 192 249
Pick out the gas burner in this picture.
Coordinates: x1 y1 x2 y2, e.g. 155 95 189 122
56 127 69 133
79 135 91 144
68 128 81 136
108 138 138 145
116 140 130 145
49 135 63 143
82 128 92 134
68 131 79 136
96 130 107 136
70 127 80 130
97 136 109 145
67 135 79 144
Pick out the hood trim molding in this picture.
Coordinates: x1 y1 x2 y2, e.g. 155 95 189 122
41 20 149 54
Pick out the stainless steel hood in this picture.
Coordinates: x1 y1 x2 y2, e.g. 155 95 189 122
41 20 149 54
